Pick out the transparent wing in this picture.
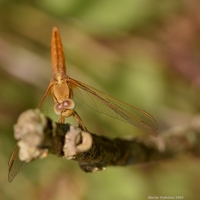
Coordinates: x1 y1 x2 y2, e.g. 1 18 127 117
38 83 59 122
8 145 26 182
8 84 58 182
68 78 158 136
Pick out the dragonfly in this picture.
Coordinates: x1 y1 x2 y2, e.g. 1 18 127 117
8 27 158 182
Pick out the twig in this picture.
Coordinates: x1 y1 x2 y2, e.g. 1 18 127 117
9 109 200 177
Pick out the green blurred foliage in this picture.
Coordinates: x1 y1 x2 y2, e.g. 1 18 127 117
0 0 200 199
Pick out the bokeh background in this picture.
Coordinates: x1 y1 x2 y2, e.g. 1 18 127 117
1 0 200 199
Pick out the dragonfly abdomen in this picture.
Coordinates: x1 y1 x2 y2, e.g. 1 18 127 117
51 27 66 80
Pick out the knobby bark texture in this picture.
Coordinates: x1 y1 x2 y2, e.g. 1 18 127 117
8 109 200 182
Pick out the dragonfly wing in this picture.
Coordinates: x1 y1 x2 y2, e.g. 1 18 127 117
8 84 58 182
38 84 59 122
68 78 158 136
8 144 26 182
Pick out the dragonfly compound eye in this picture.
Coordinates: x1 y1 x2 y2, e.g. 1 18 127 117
54 99 76 115
62 99 76 110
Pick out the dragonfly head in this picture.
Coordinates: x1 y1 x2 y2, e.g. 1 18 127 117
54 99 76 117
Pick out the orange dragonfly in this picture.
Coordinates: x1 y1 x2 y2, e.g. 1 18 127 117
8 27 158 182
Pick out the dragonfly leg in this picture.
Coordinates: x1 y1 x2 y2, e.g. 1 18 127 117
73 111 88 131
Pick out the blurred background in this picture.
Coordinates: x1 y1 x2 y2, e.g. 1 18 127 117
1 0 200 199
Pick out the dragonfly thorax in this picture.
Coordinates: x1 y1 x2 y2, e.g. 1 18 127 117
54 74 66 84
52 80 72 102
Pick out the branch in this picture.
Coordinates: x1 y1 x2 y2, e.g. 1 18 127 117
10 109 200 176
